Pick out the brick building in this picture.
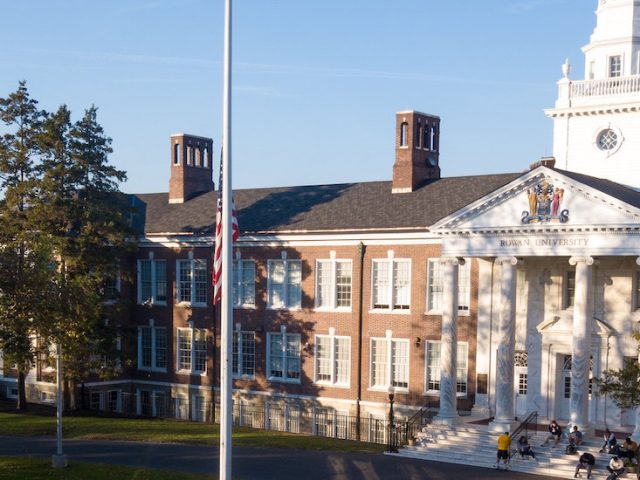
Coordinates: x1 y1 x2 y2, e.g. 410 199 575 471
2 0 640 440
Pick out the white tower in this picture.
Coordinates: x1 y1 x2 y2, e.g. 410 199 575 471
545 0 640 188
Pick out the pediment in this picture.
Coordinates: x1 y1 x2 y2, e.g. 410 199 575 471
432 167 640 233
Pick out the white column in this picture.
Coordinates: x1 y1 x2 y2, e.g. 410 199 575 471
569 256 594 434
435 257 462 425
491 257 518 431
634 257 640 440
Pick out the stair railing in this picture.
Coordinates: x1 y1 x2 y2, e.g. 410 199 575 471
509 411 538 459
400 397 439 446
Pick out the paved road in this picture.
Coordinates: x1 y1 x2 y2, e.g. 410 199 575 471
0 436 565 480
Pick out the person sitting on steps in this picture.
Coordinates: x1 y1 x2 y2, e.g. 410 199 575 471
517 435 536 460
574 451 595 479
606 456 625 479
541 419 562 447
569 426 584 446
601 429 617 454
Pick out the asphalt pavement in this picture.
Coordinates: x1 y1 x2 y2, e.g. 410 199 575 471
0 436 566 480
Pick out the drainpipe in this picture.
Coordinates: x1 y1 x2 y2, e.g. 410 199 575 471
355 242 366 441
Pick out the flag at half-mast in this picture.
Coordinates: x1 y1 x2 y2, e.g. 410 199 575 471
213 153 239 305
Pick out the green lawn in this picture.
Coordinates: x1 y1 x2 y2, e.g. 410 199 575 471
0 457 216 480
0 412 384 454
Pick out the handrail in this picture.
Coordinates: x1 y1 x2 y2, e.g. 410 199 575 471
509 411 538 459
401 398 438 446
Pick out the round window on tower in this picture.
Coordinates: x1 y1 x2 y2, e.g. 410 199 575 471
597 129 618 151
593 126 623 156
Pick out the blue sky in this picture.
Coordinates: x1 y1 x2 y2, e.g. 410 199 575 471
1 0 593 194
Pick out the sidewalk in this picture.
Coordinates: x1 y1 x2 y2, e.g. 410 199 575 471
0 435 566 480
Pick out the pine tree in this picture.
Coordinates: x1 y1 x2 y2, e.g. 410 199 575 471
0 81 48 410
34 105 135 410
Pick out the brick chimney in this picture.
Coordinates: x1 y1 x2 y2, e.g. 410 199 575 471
529 156 556 170
168 134 215 204
392 111 441 193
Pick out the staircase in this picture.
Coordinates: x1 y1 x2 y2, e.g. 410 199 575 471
392 423 629 478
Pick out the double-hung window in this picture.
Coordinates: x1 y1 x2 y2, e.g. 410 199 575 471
635 270 640 310
372 258 411 312
315 331 350 386
564 269 576 309
233 330 255 378
233 259 256 308
609 55 622 77
268 259 302 309
315 259 352 310
369 336 409 391
176 258 208 306
426 259 470 313
138 323 167 371
425 341 469 395
267 330 301 382
137 258 167 305
176 327 207 374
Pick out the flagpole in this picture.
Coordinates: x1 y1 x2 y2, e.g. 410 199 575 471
220 0 233 479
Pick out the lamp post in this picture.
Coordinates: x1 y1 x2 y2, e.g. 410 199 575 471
387 384 395 453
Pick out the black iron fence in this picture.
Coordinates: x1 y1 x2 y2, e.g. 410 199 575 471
85 390 474 449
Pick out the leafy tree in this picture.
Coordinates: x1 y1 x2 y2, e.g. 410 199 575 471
34 104 135 410
0 83 135 410
595 332 640 411
0 81 48 409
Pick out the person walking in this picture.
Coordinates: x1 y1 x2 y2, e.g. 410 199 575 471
495 431 512 470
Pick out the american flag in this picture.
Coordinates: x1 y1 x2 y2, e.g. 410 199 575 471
213 154 239 305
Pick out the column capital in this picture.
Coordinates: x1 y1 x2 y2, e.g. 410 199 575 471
439 256 465 266
569 256 594 266
496 256 519 267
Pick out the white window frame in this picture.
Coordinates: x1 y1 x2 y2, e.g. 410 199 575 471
369 333 409 392
609 54 622 78
176 324 207 375
426 258 471 315
267 327 301 383
371 253 411 313
137 255 167 305
563 269 576 310
102 270 121 304
633 270 640 311
424 340 469 396
315 256 352 311
314 329 351 387
137 320 167 372
267 255 302 310
176 254 208 307
233 325 255 379
233 257 256 308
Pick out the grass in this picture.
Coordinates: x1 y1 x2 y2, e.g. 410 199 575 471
0 457 216 480
0 411 384 454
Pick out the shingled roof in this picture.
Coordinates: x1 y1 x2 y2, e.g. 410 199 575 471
132 172 522 235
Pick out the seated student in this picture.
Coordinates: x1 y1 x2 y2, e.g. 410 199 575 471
574 452 595 479
607 456 625 478
569 426 584 446
542 420 562 447
601 429 618 453
619 437 639 460
517 435 536 459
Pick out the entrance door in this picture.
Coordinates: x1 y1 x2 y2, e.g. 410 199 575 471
513 351 529 418
558 355 571 421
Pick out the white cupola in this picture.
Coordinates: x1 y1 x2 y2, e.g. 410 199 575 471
545 0 640 189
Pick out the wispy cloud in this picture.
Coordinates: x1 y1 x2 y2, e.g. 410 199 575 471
11 48 547 88
113 0 202 15
234 85 294 98
508 0 567 12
